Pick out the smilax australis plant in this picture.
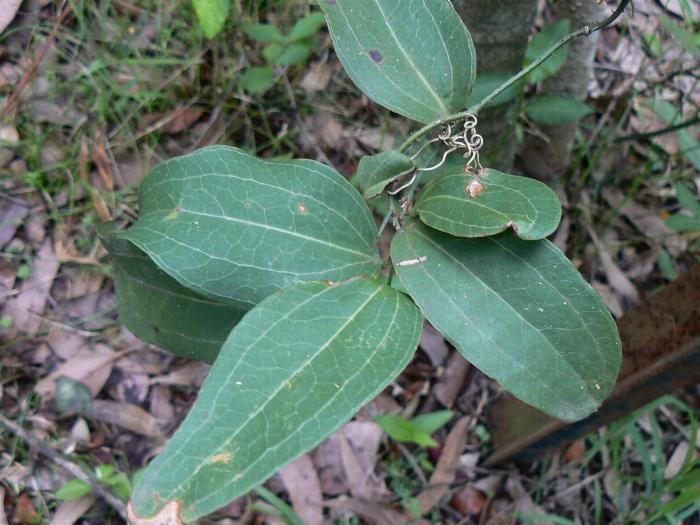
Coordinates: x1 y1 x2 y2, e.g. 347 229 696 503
98 1 625 522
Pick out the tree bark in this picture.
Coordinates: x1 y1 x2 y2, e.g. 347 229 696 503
519 0 607 181
454 0 538 171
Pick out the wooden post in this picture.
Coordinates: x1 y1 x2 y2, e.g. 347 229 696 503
486 265 700 465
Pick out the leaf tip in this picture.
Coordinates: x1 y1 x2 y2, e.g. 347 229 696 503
127 500 184 525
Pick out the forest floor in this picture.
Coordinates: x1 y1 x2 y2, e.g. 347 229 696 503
1 1 699 524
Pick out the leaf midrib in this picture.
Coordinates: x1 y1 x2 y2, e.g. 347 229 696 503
408 228 599 404
152 283 384 504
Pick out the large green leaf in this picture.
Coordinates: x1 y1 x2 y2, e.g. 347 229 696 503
318 0 476 124
130 278 422 522
355 151 415 199
123 146 381 309
524 20 571 84
415 169 562 240
98 223 244 363
391 222 621 421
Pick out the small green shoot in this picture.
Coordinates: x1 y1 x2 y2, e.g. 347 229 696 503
666 183 700 233
376 410 454 447
57 464 131 502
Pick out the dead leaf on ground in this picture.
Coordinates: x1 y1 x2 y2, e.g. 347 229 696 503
278 454 323 525
36 345 130 400
143 108 204 135
592 282 624 318
301 62 332 92
340 422 386 499
664 441 689 479
150 361 209 388
451 486 487 516
433 351 470 408
587 227 640 306
0 0 23 34
326 497 430 525
2 239 60 334
602 187 686 256
0 198 28 249
91 400 162 438
417 416 470 515
420 322 448 367
48 494 96 525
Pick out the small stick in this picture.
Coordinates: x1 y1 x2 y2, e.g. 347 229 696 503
397 256 428 267
0 415 128 521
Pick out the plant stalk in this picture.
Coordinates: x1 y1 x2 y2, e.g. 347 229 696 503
398 0 632 154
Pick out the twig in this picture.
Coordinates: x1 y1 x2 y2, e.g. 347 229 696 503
0 415 128 521
3 3 73 120
398 0 633 154
614 115 700 142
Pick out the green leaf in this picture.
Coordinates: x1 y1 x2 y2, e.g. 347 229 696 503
98 223 244 363
274 43 312 66
376 415 435 447
391 222 621 422
288 12 325 42
193 0 230 39
130 278 422 522
416 169 561 240
123 146 380 309
242 22 285 43
356 151 416 199
411 410 454 435
524 20 571 83
376 410 453 447
262 43 284 63
57 479 92 501
657 249 679 281
675 183 700 216
318 0 476 124
469 72 522 108
660 15 700 59
238 66 275 93
526 95 593 125
666 214 700 232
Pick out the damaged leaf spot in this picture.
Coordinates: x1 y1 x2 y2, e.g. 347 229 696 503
369 49 384 63
165 208 181 221
296 202 309 215
465 179 485 199
208 452 233 464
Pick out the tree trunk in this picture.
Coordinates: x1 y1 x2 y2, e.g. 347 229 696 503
454 0 538 171
519 0 606 181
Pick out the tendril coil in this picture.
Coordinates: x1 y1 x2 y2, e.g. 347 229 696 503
388 115 484 196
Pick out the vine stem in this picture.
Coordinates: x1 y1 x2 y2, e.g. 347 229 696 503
398 0 632 154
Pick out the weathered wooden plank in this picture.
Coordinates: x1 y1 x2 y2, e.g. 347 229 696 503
486 264 700 465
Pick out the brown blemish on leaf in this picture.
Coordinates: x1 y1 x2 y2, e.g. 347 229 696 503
127 500 183 525
297 202 309 215
465 179 485 199
209 452 233 464
368 49 384 63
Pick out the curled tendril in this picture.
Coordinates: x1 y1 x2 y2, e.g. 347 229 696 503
389 114 485 197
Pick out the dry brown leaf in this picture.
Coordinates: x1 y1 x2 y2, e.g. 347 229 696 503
92 400 162 438
301 62 332 92
0 198 28 249
587 227 640 306
419 322 448 367
149 385 174 424
127 500 183 525
451 486 486 516
664 441 689 480
36 345 128 400
278 455 323 525
150 361 209 388
602 187 686 256
327 497 430 525
48 494 96 525
563 439 586 464
2 239 60 334
340 422 386 499
0 0 22 34
417 416 470 514
433 351 470 408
